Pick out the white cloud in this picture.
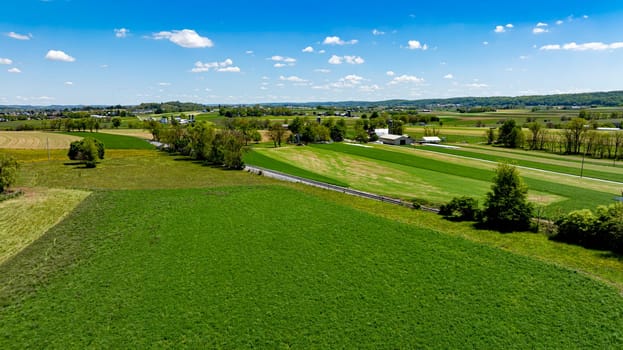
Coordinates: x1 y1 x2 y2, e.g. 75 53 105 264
483 41 489 46
152 29 213 48
314 68 331 73
506 24 514 28
466 83 488 88
494 25 506 33
407 40 428 50
8 67 21 73
114 28 129 38
519 55 529 60
45 50 76 62
192 58 240 73
0 58 12 65
302 46 314 53
443 74 454 79
583 15 589 19
343 74 363 84
65 81 73 85
328 55 364 65
532 27 548 34
540 41 623 51
372 29 385 36
158 82 171 86
323 36 358 45
7 32 31 40
536 22 548 27
318 49 326 54
279 75 307 83
388 74 424 85
360 84 381 92
386 71 395 76
556 20 564 25
218 66 240 73
270 55 296 67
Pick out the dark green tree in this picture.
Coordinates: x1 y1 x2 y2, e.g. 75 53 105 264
111 117 122 128
0 154 19 193
481 163 534 231
68 137 104 168
497 119 524 148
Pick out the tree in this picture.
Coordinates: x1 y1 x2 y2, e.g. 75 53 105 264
485 128 496 145
563 117 588 154
111 117 122 128
269 121 286 147
526 121 542 150
0 154 19 193
497 119 524 148
68 137 105 168
481 163 534 231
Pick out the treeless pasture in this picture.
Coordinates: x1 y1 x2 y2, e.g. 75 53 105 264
0 131 81 149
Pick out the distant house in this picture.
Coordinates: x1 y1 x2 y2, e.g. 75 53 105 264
379 134 413 145
420 136 442 144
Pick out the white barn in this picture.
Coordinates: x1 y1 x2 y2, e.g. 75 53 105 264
379 134 414 145
420 136 442 144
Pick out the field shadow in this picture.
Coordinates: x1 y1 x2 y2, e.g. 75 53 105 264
599 251 623 262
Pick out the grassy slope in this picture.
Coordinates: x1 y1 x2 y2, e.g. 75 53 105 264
243 149 349 187
63 131 154 149
1 186 622 348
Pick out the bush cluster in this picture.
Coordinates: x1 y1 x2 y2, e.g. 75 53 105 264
554 203 623 253
0 154 19 193
68 137 105 168
439 196 479 221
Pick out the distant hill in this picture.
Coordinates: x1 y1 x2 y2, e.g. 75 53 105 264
284 90 623 109
2 91 623 112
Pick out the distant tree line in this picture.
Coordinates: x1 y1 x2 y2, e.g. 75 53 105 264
489 118 623 160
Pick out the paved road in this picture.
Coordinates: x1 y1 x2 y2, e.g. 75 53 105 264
245 165 440 213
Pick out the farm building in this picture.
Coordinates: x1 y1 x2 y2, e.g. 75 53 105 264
419 136 442 144
379 134 413 145
374 128 389 137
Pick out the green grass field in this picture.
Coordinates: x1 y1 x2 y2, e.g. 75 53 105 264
418 145 623 182
3 131 623 348
63 131 154 150
2 186 623 348
249 143 617 215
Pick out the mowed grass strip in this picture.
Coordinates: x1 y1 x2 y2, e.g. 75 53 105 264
419 145 623 182
1 186 622 348
0 188 90 264
63 131 154 149
276 143 614 213
0 131 81 149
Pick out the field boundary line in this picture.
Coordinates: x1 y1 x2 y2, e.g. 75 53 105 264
245 165 439 213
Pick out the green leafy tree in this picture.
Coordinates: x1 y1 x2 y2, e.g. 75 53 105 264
497 119 524 148
111 117 122 128
269 121 286 147
0 154 19 193
68 137 104 168
481 163 534 231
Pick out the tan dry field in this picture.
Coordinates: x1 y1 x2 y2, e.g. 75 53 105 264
0 131 81 149
99 129 153 140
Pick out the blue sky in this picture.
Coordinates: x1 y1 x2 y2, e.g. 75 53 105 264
1 0 622 105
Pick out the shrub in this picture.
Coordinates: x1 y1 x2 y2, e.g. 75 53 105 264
439 196 480 221
68 137 105 168
0 154 19 193
555 203 623 252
